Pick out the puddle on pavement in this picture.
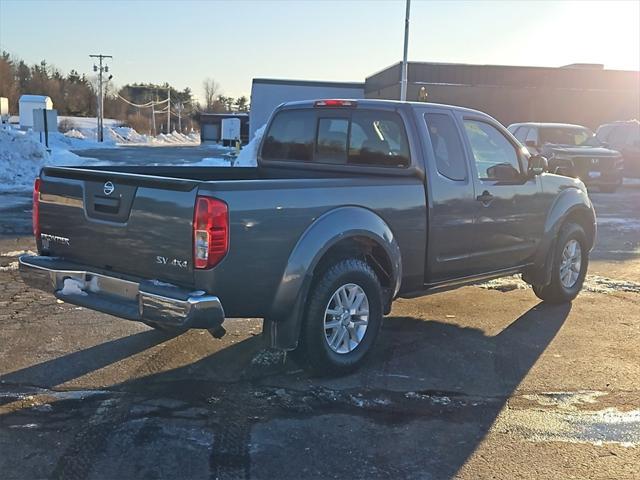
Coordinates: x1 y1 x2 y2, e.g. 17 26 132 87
479 275 640 294
495 391 640 448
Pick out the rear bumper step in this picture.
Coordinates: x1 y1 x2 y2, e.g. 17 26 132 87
18 255 224 329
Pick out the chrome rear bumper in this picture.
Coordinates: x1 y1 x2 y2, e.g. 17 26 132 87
18 255 224 329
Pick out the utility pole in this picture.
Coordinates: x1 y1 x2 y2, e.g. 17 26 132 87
151 100 156 135
167 87 171 134
400 0 411 101
176 102 183 132
90 54 112 142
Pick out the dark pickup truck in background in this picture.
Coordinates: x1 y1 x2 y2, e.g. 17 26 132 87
20 100 596 374
596 120 640 178
508 122 624 193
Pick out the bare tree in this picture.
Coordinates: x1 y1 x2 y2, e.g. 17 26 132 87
202 78 220 111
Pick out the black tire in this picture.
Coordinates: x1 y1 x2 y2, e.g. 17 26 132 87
533 222 589 304
298 258 383 376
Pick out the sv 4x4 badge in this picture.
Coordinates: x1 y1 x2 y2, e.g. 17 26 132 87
156 256 189 269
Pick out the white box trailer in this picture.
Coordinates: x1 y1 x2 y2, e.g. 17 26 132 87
249 79 364 139
19 95 53 129
0 97 8 124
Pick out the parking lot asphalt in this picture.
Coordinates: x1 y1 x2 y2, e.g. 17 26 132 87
0 181 639 479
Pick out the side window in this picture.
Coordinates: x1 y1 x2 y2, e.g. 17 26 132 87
463 120 522 181
608 126 629 146
262 110 316 162
513 126 529 143
627 125 640 146
316 118 348 164
348 110 410 167
596 124 613 142
525 127 538 144
425 113 467 181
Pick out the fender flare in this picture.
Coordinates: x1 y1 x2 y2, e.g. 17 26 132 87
265 206 402 350
524 186 596 286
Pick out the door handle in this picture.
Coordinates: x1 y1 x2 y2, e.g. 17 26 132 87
476 190 494 205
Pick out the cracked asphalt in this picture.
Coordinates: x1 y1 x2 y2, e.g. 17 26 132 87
0 180 639 479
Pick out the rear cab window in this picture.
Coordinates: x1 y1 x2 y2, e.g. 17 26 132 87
262 107 410 168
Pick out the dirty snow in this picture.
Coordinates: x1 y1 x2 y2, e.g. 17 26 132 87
494 391 640 448
478 274 640 294
0 261 18 272
0 249 36 257
59 278 87 297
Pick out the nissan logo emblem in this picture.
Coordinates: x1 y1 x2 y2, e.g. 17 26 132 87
103 181 115 196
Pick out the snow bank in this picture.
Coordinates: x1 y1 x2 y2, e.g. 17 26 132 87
56 116 199 148
0 127 87 192
0 128 48 191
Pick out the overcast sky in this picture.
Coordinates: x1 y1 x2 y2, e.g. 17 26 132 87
1 0 638 100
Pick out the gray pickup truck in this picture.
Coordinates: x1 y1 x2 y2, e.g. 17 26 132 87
20 99 596 374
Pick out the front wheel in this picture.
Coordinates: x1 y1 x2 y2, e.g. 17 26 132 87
299 258 383 375
533 222 589 304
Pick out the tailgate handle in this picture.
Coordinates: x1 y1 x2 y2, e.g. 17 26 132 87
93 196 120 214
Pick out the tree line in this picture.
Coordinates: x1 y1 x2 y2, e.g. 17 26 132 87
0 52 249 134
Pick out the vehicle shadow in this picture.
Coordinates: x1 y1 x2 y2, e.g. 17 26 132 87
113 301 571 479
0 301 571 479
0 329 178 401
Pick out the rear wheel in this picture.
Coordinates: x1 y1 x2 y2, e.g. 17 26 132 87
299 258 383 375
533 222 589 304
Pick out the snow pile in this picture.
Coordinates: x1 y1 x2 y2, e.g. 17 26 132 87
191 126 264 168
59 278 87 297
0 127 86 192
56 116 200 148
234 125 265 167
0 128 48 192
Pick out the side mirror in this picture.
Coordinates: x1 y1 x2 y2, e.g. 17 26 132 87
525 140 537 148
528 154 548 177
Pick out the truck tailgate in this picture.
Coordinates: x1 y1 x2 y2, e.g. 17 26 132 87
37 167 198 286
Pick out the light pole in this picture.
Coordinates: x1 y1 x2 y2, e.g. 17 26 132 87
167 87 171 134
90 54 112 142
400 0 411 101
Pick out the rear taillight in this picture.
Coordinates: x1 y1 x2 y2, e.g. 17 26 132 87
32 178 41 239
193 196 229 269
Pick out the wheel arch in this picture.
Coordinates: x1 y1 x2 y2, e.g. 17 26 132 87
523 187 596 287
264 206 402 350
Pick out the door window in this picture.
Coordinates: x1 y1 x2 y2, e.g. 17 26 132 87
608 125 630 147
425 113 467 181
463 120 522 181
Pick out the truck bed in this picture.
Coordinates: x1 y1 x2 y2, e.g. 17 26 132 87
37 165 427 317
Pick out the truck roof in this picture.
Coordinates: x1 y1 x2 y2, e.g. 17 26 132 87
277 98 493 118
508 122 589 129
